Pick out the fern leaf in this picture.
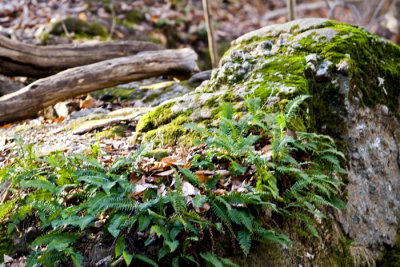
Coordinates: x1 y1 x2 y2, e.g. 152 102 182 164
178 167 199 187
220 257 240 267
133 254 159 267
20 178 57 194
237 228 252 255
182 123 212 137
284 95 311 123
200 252 223 267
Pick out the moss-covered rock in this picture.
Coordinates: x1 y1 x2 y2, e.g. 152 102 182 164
136 18 400 265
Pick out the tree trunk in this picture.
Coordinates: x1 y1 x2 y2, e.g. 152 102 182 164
0 34 163 77
0 48 198 124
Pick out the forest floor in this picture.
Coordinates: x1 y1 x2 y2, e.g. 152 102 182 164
0 1 394 265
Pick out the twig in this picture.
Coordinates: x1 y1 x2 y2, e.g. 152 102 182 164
367 0 390 30
263 1 334 21
61 21 73 42
108 1 116 41
202 0 219 68
287 0 297 21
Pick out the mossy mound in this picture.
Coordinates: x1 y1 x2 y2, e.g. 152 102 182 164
136 18 400 264
137 18 400 145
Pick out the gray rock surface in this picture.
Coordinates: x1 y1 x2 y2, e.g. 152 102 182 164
136 18 400 263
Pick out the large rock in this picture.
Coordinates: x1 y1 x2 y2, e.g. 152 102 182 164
136 18 400 263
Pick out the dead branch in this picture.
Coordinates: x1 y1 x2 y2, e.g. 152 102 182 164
0 48 198 124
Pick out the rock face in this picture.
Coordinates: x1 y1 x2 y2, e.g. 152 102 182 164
136 18 400 262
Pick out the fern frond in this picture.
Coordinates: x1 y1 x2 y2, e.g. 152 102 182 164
237 228 252 255
284 95 311 123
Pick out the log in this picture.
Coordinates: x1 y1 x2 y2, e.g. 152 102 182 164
0 34 163 77
0 48 198 124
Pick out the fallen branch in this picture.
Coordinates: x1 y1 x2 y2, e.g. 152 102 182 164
0 34 163 77
0 48 198 124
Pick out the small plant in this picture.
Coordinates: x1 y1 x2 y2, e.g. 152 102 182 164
0 95 346 266
184 95 346 238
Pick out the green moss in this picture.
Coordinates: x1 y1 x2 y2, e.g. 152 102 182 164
141 111 199 146
50 17 108 40
296 22 400 116
0 223 15 257
251 55 309 102
91 87 137 102
319 236 354 267
136 102 175 132
143 149 170 161
125 10 145 24
93 125 127 139
377 233 400 266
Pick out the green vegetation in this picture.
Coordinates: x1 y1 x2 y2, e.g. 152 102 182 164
0 96 345 266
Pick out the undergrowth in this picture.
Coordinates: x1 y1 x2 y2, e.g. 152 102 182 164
0 96 346 266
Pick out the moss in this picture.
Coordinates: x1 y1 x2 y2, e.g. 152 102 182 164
0 223 15 257
136 102 175 132
251 55 310 102
376 233 400 266
92 125 127 139
50 17 108 40
141 111 199 146
295 22 400 116
125 10 145 24
327 236 355 267
143 149 170 161
91 87 137 102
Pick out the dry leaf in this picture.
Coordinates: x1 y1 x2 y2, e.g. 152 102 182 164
78 12 87 21
0 123 12 128
195 170 214 183
199 202 210 213
213 189 227 196
155 169 174 176
0 190 10 204
182 181 199 196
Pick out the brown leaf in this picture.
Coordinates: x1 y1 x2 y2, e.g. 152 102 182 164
213 189 227 196
0 189 10 205
0 123 12 128
182 181 199 196
195 170 214 183
155 169 174 176
199 202 210 213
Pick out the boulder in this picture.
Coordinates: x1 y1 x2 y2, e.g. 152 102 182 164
136 18 400 263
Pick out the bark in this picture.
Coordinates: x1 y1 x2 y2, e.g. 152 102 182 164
0 48 198 124
0 34 163 77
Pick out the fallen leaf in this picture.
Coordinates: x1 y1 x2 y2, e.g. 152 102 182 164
213 189 227 195
78 12 87 21
0 123 11 128
155 169 174 176
195 170 215 183
4 254 13 264
0 190 10 204
157 184 166 196
216 170 231 177
182 181 199 196
199 202 210 213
